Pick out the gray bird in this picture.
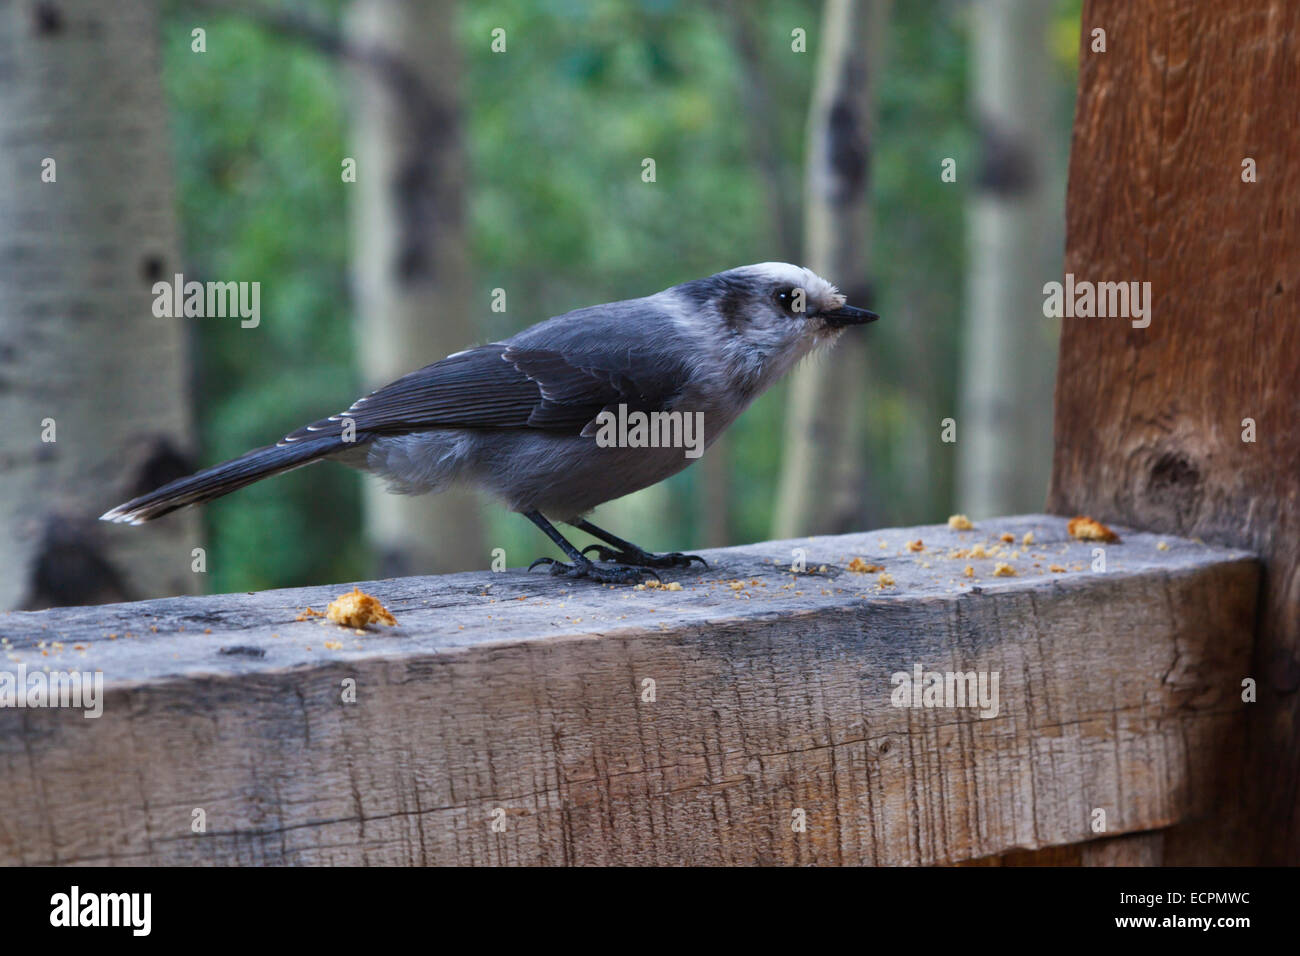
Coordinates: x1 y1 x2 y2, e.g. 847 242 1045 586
102 263 878 583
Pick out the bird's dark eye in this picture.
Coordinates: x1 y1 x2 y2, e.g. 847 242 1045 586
774 286 807 316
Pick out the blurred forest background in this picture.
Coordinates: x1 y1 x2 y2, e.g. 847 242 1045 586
0 0 1083 606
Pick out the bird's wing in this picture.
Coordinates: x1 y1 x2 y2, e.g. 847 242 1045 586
279 338 689 445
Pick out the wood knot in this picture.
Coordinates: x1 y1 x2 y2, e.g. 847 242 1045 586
127 435 194 499
1150 452 1199 490
140 254 166 284
32 2 63 35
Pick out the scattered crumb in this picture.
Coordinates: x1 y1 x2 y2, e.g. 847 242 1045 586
1068 515 1120 543
1049 564 1068 573
877 572 896 588
947 514 974 531
324 640 343 650
1156 541 1169 551
970 543 990 559
963 565 975 578
848 557 884 573
999 533 1015 543
993 562 1017 577
906 539 924 553
326 587 398 629
295 607 325 622
1022 531 1035 546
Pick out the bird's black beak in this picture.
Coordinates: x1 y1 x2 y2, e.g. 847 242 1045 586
822 304 880 327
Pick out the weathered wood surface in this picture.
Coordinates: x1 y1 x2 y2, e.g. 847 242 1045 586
1052 0 1300 864
0 515 1256 865
961 829 1165 867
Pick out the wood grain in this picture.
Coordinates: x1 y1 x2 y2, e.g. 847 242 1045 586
1051 0 1300 864
0 516 1255 865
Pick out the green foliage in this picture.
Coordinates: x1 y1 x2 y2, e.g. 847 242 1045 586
162 5 361 593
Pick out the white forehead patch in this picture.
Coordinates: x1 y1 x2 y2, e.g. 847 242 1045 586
737 262 845 310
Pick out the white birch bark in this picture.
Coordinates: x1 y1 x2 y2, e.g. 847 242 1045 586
0 0 201 609
345 0 485 575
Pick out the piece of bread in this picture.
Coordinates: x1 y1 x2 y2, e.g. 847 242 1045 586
1067 515 1120 543
326 587 398 628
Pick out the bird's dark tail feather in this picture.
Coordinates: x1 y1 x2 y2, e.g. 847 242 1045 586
100 438 341 525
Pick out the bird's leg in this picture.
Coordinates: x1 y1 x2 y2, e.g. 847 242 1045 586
572 519 708 569
524 511 658 585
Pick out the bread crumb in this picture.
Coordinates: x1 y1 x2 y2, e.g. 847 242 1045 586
848 557 884 573
970 543 989 559
1156 541 1169 551
963 565 975 578
947 514 974 531
323 640 343 650
295 607 324 622
906 539 924 553
877 572 895 588
999 533 1015 543
1022 531 1035 546
993 562 1016 577
326 587 398 629
1049 564 1067 573
1068 515 1120 543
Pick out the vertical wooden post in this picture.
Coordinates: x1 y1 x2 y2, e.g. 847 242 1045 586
1048 0 1300 864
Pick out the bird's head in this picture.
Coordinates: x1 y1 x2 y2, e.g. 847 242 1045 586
676 262 878 355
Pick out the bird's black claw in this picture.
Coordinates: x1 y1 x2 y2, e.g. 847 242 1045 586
528 555 658 585
581 544 708 570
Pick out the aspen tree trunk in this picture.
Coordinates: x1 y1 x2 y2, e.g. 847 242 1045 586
956 0 1055 517
772 0 886 539
0 0 201 609
345 0 484 575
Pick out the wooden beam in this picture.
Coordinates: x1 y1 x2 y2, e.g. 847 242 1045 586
1051 0 1300 864
0 516 1255 865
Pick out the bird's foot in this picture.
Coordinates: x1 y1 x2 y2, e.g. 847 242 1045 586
528 555 660 585
580 544 708 569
